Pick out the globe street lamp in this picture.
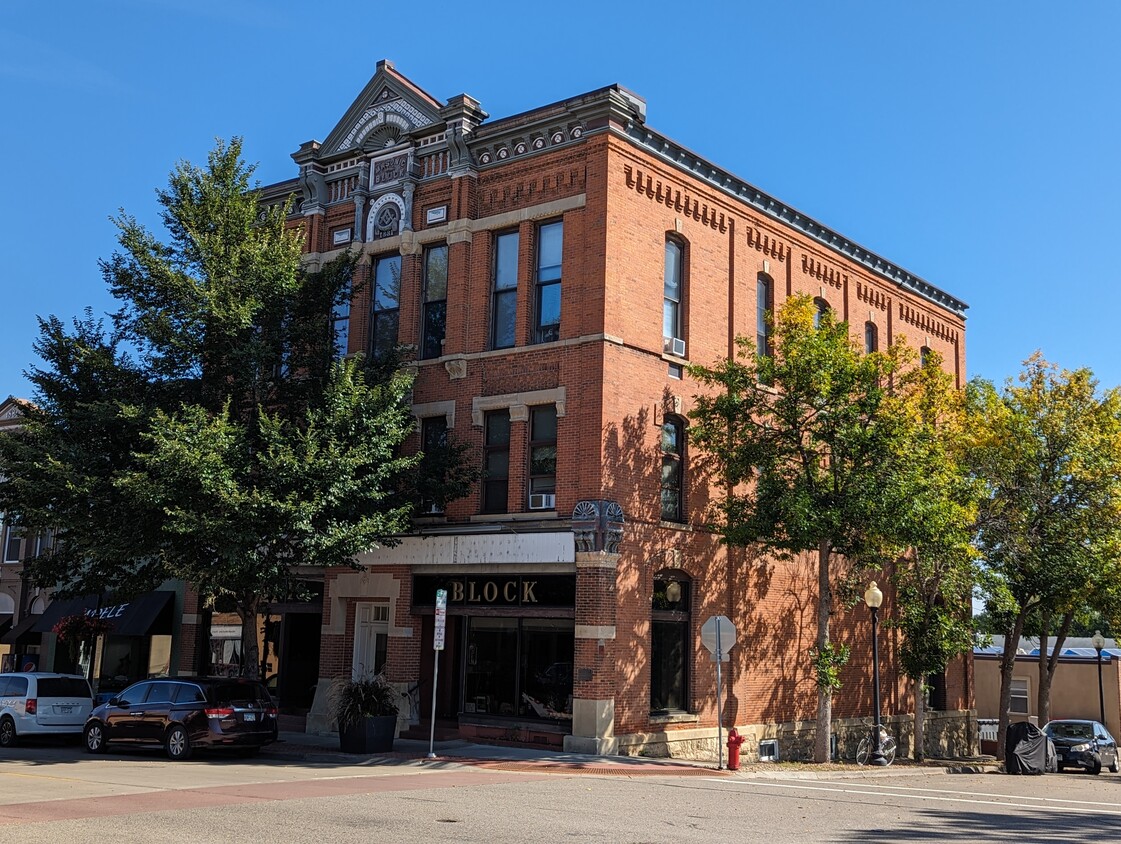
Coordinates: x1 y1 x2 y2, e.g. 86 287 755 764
864 581 888 766
1092 629 1106 726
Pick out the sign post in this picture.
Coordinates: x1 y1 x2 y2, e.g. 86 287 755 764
428 588 447 759
700 615 737 769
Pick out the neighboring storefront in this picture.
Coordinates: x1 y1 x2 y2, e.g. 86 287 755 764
204 582 323 711
31 590 179 697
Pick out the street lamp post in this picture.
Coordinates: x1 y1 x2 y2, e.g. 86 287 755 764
864 581 888 767
1092 630 1106 726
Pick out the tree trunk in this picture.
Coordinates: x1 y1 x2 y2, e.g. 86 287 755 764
913 676 926 761
996 610 1027 761
238 594 262 680
1038 610 1075 729
814 539 833 764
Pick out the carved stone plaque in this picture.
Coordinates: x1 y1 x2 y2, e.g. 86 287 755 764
373 154 408 186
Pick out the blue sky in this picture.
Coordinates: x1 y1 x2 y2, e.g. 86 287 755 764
2 1 1118 401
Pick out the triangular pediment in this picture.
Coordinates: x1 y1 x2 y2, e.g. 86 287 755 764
318 60 445 158
0 396 30 430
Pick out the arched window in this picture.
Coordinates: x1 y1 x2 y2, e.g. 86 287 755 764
813 297 830 329
864 321 878 354
664 239 685 353
757 274 773 358
660 417 685 523
651 570 691 713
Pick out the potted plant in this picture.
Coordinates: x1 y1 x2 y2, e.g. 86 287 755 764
329 672 400 753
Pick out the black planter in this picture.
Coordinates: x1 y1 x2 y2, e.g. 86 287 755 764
338 714 397 754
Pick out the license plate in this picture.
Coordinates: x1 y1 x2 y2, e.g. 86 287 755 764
243 712 257 721
58 705 74 714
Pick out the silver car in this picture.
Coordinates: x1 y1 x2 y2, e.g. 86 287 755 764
0 672 94 746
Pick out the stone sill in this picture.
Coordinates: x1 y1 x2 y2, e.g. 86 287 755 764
649 712 699 726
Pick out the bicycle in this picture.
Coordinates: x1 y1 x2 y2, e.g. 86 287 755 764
856 728 897 766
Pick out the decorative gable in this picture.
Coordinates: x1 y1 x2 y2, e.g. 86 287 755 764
318 60 445 159
0 396 29 431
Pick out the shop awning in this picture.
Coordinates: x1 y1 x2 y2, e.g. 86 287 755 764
112 591 174 636
33 591 175 637
33 594 97 633
1 614 41 645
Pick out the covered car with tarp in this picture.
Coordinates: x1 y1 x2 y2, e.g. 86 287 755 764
1005 721 1057 774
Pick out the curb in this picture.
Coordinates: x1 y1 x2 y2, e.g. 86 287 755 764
732 762 1000 779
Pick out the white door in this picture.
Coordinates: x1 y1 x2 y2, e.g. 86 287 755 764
352 603 388 678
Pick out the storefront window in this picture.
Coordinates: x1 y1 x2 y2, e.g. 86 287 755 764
98 636 145 693
520 619 574 720
462 616 574 722
464 617 518 716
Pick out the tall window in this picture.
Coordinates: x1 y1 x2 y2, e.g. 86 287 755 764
813 297 830 329
864 321 878 354
332 276 351 359
534 221 563 343
1010 677 1029 714
3 522 22 563
420 416 448 514
421 245 448 359
660 417 685 523
370 254 402 358
651 571 690 713
528 405 557 508
920 345 932 367
492 231 519 349
664 240 684 346
33 530 53 557
482 411 511 513
756 274 773 357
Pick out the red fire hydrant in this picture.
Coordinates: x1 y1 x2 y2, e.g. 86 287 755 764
726 727 746 771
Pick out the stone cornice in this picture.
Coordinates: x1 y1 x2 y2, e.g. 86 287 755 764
620 124 968 319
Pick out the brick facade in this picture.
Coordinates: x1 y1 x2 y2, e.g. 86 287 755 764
263 61 972 757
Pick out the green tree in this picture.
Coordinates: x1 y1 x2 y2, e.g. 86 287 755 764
971 354 1121 758
0 139 472 677
887 350 980 761
689 296 914 763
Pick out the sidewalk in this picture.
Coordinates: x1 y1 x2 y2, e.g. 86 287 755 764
262 730 998 777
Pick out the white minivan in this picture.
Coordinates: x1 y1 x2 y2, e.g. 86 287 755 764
0 673 94 747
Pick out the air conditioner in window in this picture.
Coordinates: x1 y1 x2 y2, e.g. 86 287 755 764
528 493 556 510
663 336 686 358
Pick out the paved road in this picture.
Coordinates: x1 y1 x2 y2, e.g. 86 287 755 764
1 742 1120 843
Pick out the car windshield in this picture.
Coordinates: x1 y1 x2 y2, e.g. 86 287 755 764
1050 722 1093 739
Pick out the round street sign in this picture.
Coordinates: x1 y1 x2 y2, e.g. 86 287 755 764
701 615 737 657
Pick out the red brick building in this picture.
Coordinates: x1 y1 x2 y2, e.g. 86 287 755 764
258 61 972 759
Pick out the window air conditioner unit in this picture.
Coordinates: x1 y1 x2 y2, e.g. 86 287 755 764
528 493 556 510
664 337 686 358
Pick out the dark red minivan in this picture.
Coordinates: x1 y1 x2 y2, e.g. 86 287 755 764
83 677 277 760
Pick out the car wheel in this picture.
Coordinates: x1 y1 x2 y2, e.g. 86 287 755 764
0 716 16 748
83 722 106 754
1090 755 1102 775
1111 759 1120 774
165 725 192 761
